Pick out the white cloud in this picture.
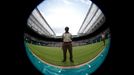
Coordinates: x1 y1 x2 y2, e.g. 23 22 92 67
62 0 72 5
79 0 91 5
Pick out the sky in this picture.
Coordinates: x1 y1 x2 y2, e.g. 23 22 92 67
37 0 92 36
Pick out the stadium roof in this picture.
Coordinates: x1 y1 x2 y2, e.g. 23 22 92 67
27 0 105 38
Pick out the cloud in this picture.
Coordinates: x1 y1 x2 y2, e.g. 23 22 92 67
79 0 91 5
62 0 72 5
62 0 91 5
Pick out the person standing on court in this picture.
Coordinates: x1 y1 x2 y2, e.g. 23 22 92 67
62 27 74 62
101 32 105 46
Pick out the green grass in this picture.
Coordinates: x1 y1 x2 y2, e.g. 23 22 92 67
26 40 108 66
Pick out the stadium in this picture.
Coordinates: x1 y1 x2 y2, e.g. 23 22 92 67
24 0 111 75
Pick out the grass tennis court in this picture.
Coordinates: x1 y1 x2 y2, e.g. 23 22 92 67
26 40 108 67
